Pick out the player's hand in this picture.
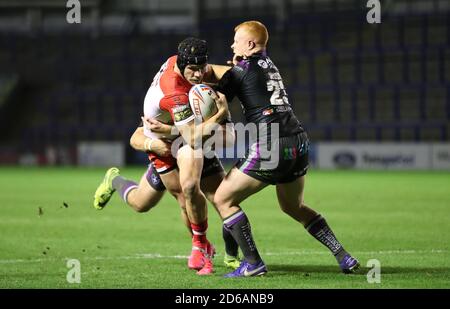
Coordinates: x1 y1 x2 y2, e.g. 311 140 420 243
142 117 173 135
150 139 172 157
227 54 244 66
214 91 229 123
202 64 213 81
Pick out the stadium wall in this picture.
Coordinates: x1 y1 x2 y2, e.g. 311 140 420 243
316 142 450 170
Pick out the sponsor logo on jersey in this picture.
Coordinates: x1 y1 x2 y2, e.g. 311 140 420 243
151 174 160 185
283 147 298 160
234 64 245 72
172 105 194 122
255 170 272 177
258 59 268 69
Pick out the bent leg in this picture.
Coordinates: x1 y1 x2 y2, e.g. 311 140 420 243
200 171 239 264
108 167 165 213
276 176 360 273
214 167 267 266
275 176 318 226
200 171 225 215
214 167 267 218
125 172 165 212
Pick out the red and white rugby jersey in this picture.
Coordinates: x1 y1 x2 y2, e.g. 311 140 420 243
143 55 195 140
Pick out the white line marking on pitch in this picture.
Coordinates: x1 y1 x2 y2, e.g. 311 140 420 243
264 249 448 256
0 249 447 264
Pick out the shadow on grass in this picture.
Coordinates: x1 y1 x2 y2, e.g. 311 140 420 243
268 264 450 276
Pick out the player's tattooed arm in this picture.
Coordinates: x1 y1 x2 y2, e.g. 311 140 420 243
129 126 171 157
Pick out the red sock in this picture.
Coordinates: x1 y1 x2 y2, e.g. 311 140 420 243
191 220 208 243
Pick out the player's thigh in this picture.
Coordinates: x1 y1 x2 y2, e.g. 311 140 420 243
129 172 165 211
177 145 203 188
214 167 267 208
159 169 183 196
276 175 305 210
200 171 225 205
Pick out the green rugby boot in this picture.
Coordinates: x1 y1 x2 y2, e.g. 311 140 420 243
224 254 241 270
93 167 120 210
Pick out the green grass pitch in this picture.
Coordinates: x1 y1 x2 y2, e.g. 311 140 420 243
0 167 449 288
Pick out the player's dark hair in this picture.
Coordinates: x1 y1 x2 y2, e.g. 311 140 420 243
177 37 208 75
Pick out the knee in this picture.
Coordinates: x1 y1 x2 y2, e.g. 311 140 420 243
135 205 151 213
129 201 152 213
181 179 200 200
213 192 233 214
131 193 164 213
279 201 301 216
213 193 224 208
279 204 292 216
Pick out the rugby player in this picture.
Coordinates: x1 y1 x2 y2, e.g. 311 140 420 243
93 37 239 275
210 21 360 277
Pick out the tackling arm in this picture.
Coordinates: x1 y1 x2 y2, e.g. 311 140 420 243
202 64 232 86
129 126 171 157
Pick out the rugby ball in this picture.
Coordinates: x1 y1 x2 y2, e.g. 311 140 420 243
188 84 218 122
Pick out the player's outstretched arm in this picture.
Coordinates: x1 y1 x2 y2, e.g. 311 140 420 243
129 126 171 157
203 64 232 85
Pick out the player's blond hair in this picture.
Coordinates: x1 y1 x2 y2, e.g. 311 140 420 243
234 20 269 47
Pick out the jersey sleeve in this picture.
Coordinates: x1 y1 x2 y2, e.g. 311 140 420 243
159 94 196 126
217 66 245 102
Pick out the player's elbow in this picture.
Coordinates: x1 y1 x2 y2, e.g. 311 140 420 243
129 133 140 150
130 127 144 150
